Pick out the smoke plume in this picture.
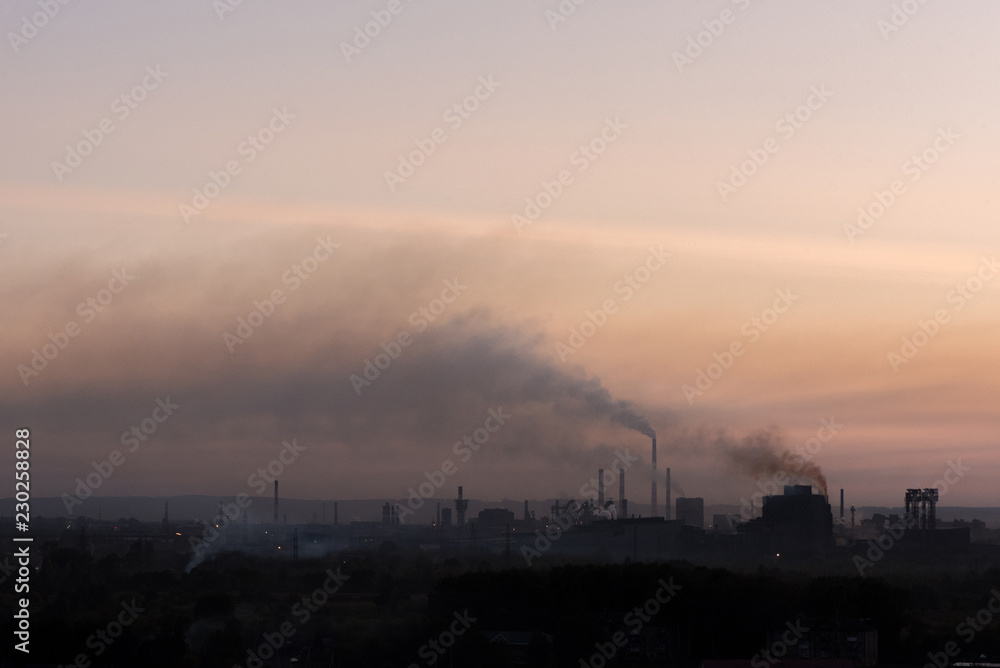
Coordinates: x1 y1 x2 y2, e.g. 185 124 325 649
718 428 828 497
3 223 669 500
566 376 656 438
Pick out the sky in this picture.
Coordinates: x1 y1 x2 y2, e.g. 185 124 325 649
2 0 999 513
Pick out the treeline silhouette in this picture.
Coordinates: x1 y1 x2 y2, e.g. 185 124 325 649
4 539 1000 667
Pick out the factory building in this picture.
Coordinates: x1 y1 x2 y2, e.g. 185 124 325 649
739 485 833 555
478 508 515 527
676 497 704 529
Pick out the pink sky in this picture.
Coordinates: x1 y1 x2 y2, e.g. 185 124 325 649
2 0 999 510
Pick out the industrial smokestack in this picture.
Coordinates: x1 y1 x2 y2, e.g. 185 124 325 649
598 469 605 507
651 437 658 517
619 467 625 518
524 500 529 521
840 489 844 520
456 486 468 528
618 466 625 506
665 467 671 521
274 481 278 523
334 501 338 525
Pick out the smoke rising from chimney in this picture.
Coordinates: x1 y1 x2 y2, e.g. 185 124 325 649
718 428 828 497
566 377 656 438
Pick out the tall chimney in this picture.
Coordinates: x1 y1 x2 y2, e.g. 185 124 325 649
598 469 605 507
619 467 625 518
334 501 338 525
524 500 529 521
666 467 671 521
274 481 279 523
456 486 468 528
651 437 658 517
840 489 844 520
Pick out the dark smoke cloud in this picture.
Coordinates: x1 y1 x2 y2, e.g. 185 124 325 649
566 377 656 438
718 427 828 497
656 425 827 497
0 223 668 497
